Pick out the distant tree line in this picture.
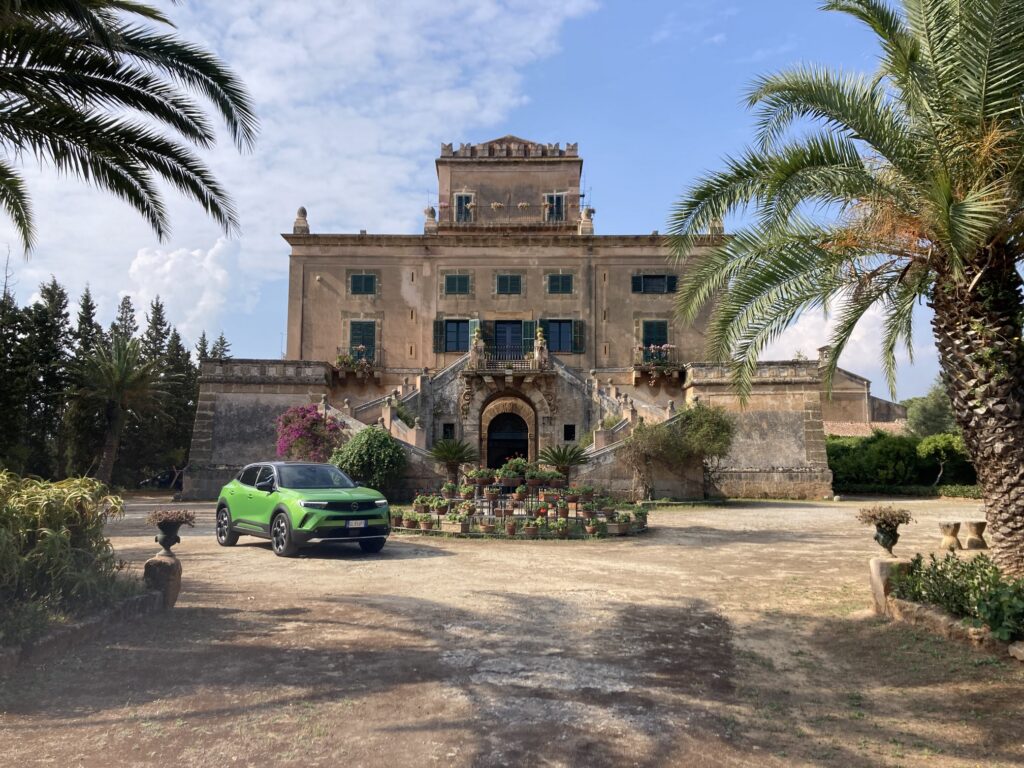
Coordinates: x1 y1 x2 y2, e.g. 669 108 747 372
0 269 231 487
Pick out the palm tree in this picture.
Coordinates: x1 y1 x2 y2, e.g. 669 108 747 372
73 337 167 485
428 438 478 484
667 0 1024 575
0 0 258 251
538 443 589 483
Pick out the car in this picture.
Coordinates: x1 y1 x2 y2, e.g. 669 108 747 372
139 469 183 491
215 462 390 557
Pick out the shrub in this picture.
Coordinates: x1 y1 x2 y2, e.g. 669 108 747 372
855 505 913 528
831 483 982 499
892 554 1024 641
827 431 976 489
331 427 407 493
276 404 345 462
0 472 131 646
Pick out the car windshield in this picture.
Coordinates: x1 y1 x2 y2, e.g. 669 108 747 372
277 464 356 490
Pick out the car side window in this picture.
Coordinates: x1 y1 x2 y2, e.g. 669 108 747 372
239 466 259 486
255 466 275 488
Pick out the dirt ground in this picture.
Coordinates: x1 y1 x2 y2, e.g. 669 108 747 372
1 497 1022 767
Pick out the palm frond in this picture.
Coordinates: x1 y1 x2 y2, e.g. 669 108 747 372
0 158 32 251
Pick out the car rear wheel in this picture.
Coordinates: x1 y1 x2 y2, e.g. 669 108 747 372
358 537 386 554
216 507 239 546
271 512 298 557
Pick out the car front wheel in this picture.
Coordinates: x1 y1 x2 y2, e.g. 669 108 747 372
271 512 298 557
358 537 386 554
216 507 239 546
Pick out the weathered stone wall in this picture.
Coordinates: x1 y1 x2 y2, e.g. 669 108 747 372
870 395 907 422
574 442 704 500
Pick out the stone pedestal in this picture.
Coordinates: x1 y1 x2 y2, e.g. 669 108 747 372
965 521 988 550
869 557 911 616
144 554 183 609
939 522 963 551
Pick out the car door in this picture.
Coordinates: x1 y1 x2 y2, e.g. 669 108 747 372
228 465 260 530
250 465 280 529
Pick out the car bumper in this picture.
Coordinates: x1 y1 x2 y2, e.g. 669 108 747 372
293 524 390 544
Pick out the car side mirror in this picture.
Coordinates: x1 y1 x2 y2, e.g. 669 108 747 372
354 481 364 487
256 478 275 493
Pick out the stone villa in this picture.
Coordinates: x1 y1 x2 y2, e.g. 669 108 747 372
183 136 904 500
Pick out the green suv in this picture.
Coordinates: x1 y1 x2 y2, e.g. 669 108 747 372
216 462 390 556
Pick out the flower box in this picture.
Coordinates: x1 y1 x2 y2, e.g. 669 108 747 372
441 521 470 534
605 522 630 536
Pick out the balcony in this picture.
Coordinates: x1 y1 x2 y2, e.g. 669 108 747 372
632 344 681 386
481 345 538 372
438 205 578 232
335 345 384 380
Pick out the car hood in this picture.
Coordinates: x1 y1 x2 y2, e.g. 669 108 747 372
280 487 385 501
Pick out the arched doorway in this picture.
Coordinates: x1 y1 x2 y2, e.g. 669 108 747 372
486 412 529 469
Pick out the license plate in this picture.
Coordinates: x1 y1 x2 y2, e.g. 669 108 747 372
348 519 366 528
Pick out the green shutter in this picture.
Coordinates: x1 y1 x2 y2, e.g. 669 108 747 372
433 319 444 353
481 320 495 345
522 320 536 355
538 319 550 346
468 318 480 344
631 275 642 293
572 320 585 354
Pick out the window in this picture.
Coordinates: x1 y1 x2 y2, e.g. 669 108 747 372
238 465 260 486
496 274 522 295
442 423 456 440
255 466 275 488
349 321 376 358
544 193 566 222
445 319 469 352
455 193 474 223
445 274 470 295
631 274 679 294
563 424 576 442
350 273 376 295
548 274 573 295
642 320 669 348
547 320 573 353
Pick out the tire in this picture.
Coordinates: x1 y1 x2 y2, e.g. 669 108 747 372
216 506 239 546
358 537 386 554
271 511 299 557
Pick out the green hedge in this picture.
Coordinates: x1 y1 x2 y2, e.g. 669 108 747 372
827 431 976 487
0 472 131 646
332 426 407 494
892 554 1024 642
834 483 982 499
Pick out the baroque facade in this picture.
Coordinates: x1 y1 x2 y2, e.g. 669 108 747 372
184 137 904 500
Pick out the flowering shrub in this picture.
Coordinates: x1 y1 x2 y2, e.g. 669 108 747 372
275 404 345 462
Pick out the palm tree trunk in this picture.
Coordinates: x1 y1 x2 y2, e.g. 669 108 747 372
96 403 125 486
930 252 1024 577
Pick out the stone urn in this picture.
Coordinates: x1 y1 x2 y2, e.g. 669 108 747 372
874 523 900 555
965 521 988 550
155 521 183 556
939 522 963 551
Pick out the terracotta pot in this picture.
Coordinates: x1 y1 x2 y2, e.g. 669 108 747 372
585 525 598 535
461 491 475 500
557 508 569 519
485 493 500 502
543 492 558 503
403 518 418 529
580 493 594 502
526 478 542 487
523 525 539 538
419 520 434 531
580 510 595 521
475 476 493 486
482 524 496 534
550 478 565 489
565 494 580 503
505 523 517 536
441 490 453 499
413 504 426 514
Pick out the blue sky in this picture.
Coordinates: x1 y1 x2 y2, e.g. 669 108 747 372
3 0 941 398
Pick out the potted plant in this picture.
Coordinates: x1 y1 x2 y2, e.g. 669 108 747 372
556 499 570 519
542 489 559 504
552 518 570 539
502 457 529 486
599 496 616 515
413 494 431 515
514 484 528 501
430 495 450 515
469 467 495 486
505 517 518 536
391 510 404 527
546 470 566 489
495 467 519 487
580 501 597 521
459 484 475 500
633 507 648 530
442 512 470 534
584 519 603 536
523 517 542 538
403 515 419 529
856 505 913 554
525 467 544 487
536 502 549 517
481 517 497 535
606 511 631 536
148 508 195 555
578 485 595 502
441 481 457 499
565 486 581 503
417 513 434 531
484 485 501 502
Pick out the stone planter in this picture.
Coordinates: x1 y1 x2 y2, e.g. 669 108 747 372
441 521 470 534
939 522 962 551
874 523 900 554
155 521 183 556
523 525 539 539
606 522 629 536
965 521 988 550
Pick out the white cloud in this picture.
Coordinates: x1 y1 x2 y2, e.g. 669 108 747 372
1 0 597 350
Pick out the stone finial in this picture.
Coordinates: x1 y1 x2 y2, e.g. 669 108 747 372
424 205 438 235
293 206 310 235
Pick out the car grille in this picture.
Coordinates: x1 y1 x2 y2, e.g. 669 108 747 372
313 524 387 539
322 500 379 512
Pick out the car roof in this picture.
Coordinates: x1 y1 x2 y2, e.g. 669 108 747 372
241 461 335 469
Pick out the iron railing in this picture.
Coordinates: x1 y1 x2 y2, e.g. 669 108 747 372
336 345 384 368
481 345 533 371
636 346 678 366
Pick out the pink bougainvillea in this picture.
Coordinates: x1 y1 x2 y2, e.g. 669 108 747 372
275 405 344 462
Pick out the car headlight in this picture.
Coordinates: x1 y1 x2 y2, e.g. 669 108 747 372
374 499 389 508
298 500 329 508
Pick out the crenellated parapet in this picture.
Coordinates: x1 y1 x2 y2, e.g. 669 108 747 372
440 136 578 159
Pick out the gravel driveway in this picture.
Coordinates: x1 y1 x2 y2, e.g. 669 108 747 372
1 497 1022 767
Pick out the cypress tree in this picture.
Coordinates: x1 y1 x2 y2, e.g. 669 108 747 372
0 264 29 471
210 331 231 360
73 285 105 354
109 295 138 340
195 331 209 363
141 297 170 362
